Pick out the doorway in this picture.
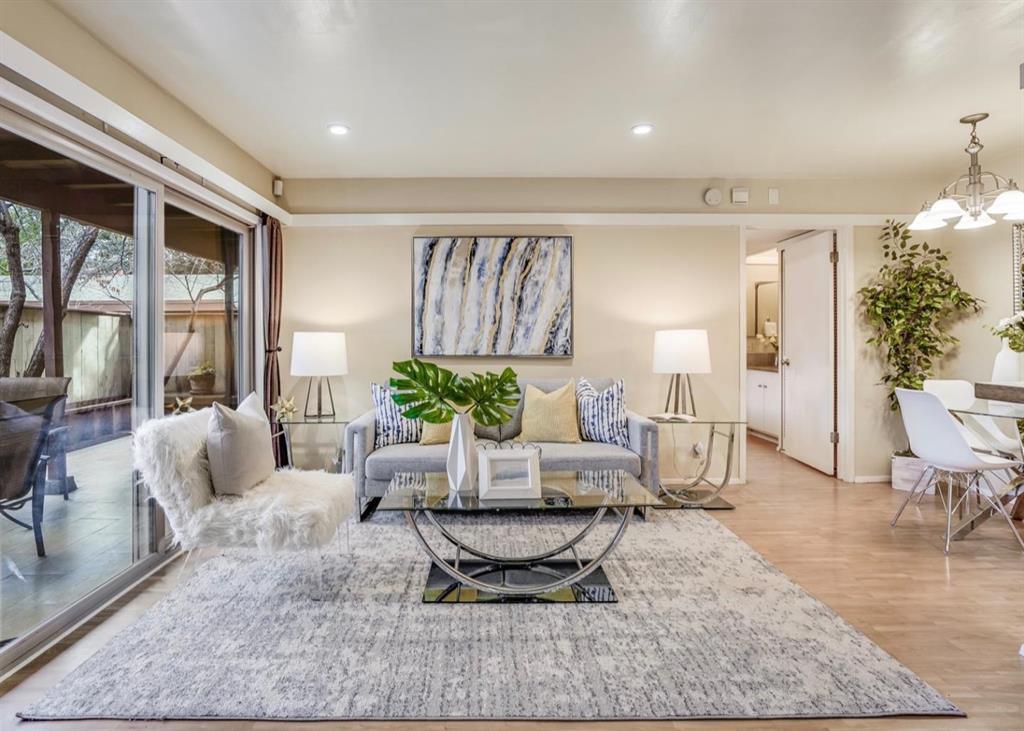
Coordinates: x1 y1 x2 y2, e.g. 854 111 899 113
744 228 839 477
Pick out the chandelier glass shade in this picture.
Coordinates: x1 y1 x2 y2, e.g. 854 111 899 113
909 113 1024 231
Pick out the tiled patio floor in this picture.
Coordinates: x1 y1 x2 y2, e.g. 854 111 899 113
1 437 133 645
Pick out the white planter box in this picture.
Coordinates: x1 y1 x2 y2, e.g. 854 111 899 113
891 455 934 494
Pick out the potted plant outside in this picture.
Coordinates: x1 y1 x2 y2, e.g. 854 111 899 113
187 361 217 395
858 220 982 490
390 359 519 493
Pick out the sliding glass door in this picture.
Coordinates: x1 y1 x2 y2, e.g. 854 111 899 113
162 201 247 414
0 112 255 672
0 125 156 648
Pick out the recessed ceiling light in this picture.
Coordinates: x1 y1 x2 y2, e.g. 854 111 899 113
631 123 653 136
328 124 350 136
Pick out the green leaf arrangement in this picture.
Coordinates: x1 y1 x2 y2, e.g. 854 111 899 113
389 358 520 427
858 219 982 410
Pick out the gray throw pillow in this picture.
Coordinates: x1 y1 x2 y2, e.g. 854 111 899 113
206 392 275 496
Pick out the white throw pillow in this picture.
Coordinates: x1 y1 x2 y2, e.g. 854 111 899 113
206 392 275 496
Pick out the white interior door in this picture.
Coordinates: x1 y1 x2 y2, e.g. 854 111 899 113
780 231 835 475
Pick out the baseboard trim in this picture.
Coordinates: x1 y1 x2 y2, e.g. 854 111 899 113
854 475 892 484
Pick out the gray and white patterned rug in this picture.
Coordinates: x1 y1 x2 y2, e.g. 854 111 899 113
20 509 961 721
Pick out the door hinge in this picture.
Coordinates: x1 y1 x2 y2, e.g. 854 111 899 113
829 431 839 444
829 249 838 264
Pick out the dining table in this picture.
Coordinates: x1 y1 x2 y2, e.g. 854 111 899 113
947 395 1024 539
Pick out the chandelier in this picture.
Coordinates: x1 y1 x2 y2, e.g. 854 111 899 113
909 113 1024 231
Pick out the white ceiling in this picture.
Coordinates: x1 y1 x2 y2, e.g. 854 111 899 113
55 0 1024 180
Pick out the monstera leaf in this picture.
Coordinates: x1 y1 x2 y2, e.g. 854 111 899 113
459 367 520 427
390 359 467 423
389 359 519 426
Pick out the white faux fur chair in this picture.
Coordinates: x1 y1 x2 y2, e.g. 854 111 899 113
133 407 355 592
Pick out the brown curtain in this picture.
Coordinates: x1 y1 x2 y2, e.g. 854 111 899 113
262 215 286 466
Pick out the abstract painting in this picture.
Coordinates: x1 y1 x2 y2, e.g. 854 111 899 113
412 236 572 357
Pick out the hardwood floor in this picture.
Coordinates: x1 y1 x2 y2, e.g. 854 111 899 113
2 437 1022 730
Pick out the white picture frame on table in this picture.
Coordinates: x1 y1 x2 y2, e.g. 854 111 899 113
478 446 541 500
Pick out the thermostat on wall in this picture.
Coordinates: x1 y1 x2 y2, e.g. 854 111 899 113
731 187 750 205
703 187 722 206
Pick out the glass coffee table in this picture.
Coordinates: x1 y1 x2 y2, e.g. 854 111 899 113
378 470 663 604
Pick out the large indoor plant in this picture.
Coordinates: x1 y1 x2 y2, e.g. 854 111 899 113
390 359 519 492
858 219 981 487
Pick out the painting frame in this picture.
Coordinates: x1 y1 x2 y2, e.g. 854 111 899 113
411 235 574 359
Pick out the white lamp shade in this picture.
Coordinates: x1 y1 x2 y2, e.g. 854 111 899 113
929 197 966 220
653 329 711 374
290 332 349 376
908 209 945 231
987 188 1024 216
953 211 996 230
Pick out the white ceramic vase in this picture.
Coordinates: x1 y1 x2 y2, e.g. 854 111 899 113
991 338 1024 382
446 412 476 494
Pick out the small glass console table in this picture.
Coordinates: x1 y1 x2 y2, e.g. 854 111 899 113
378 470 663 604
650 416 744 510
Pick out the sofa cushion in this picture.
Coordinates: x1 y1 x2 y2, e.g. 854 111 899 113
206 392 275 497
372 382 422 449
476 378 619 442
519 381 581 443
365 440 641 482
532 441 641 477
366 443 450 480
576 378 630 448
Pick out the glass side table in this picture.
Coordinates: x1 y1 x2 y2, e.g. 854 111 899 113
649 416 745 510
273 416 350 471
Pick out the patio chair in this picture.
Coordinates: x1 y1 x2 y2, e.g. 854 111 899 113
0 378 70 557
132 407 355 597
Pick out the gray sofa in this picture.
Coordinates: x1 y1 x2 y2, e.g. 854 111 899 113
344 378 659 509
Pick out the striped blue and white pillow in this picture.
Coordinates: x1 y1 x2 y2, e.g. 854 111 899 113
576 378 630 448
372 382 422 449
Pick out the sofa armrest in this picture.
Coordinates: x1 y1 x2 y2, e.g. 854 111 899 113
344 409 376 500
626 410 659 493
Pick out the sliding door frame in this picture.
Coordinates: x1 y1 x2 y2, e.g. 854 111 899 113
0 102 258 678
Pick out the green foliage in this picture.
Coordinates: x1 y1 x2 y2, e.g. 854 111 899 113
858 220 982 409
390 358 519 427
188 361 216 376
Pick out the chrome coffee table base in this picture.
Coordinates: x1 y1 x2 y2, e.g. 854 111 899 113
423 560 617 603
405 505 634 603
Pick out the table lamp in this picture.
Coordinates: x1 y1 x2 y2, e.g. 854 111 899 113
290 331 348 419
652 329 711 419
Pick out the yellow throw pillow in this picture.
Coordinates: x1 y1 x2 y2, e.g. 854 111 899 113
519 381 581 443
420 419 453 445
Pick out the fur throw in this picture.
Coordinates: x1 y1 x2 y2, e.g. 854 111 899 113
133 408 355 552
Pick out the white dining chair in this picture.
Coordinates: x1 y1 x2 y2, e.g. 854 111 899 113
923 379 1023 459
893 388 1024 555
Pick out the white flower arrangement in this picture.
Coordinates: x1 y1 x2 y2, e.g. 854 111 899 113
991 312 1024 353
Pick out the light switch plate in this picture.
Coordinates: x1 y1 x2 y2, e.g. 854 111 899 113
768 187 780 205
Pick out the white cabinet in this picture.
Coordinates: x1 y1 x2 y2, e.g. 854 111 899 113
746 368 781 438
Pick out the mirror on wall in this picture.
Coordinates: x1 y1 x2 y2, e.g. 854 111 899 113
753 281 779 336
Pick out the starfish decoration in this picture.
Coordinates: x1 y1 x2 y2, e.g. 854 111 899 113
271 395 297 420
172 396 195 414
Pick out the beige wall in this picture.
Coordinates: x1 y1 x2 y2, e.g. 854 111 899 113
280 177 945 215
0 0 275 198
280 225 741 470
852 225 906 478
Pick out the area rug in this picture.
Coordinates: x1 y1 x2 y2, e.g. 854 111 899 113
19 509 961 721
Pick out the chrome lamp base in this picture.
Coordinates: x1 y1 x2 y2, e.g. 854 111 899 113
662 372 696 418
303 376 336 420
